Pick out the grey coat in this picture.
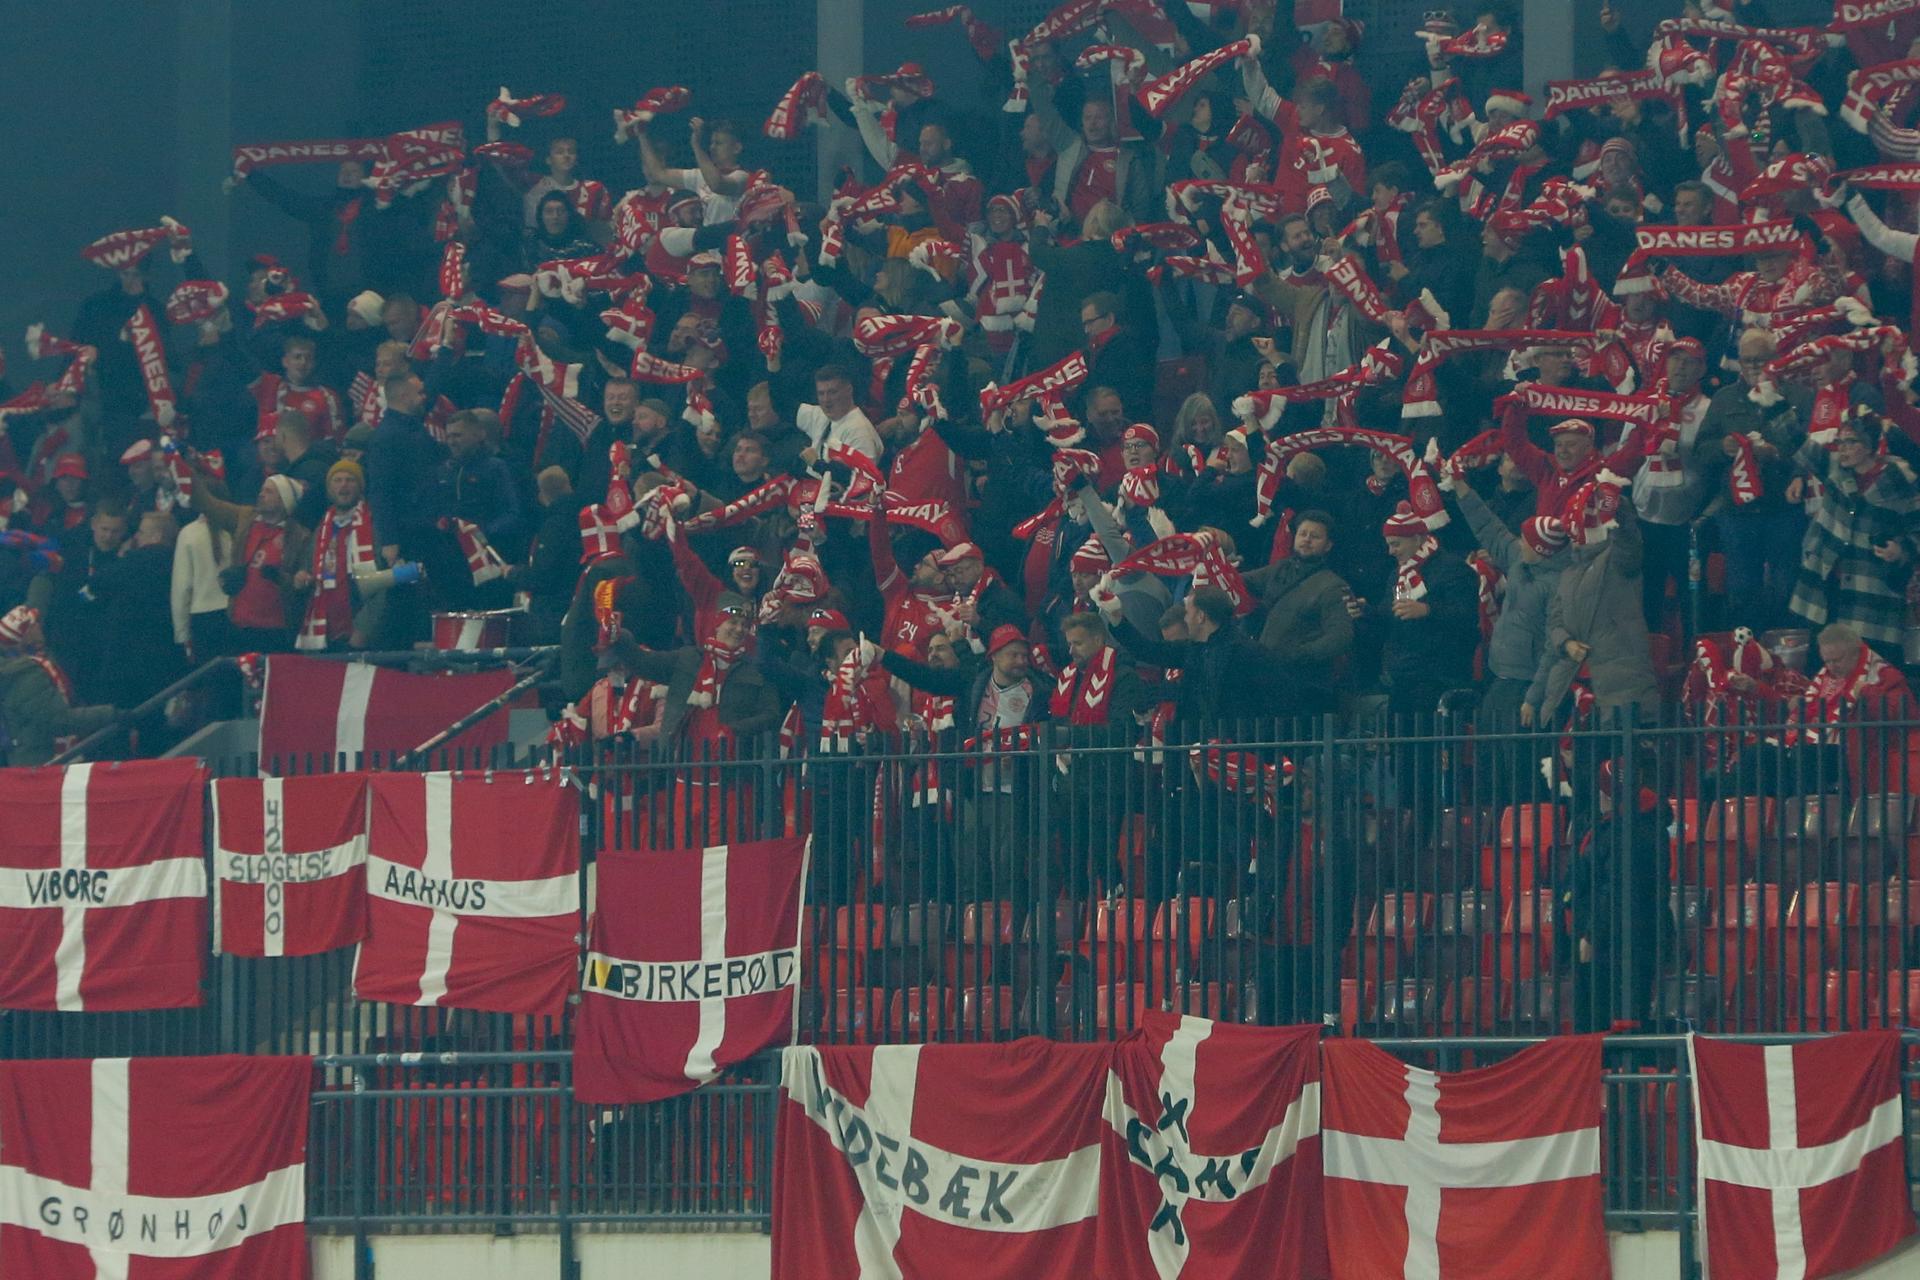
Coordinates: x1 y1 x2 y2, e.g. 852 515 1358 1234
1455 484 1566 685
1529 504 1662 717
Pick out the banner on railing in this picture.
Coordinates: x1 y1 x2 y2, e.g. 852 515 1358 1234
352 771 580 1016
0 1054 311 1278
576 834 810 1104
0 760 207 1012
1690 1030 1916 1280
258 655 517 769
212 773 369 958
1322 1036 1607 1280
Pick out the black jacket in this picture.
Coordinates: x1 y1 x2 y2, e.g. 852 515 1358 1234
1108 617 1287 736
366 411 448 549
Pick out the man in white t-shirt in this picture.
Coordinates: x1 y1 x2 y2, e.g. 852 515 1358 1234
795 365 883 463
636 116 748 226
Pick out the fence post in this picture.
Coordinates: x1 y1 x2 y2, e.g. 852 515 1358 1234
1675 1039 1697 1280
558 1059 578 1280
352 1068 374 1280
1032 728 1056 1039
1318 714 1341 1030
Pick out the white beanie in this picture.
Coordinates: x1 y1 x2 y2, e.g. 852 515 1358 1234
348 290 385 327
263 474 305 518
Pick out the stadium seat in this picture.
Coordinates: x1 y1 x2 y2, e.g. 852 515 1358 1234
960 985 1017 1039
1441 977 1500 1033
885 988 956 1041
1150 895 1217 966
829 905 886 988
1094 982 1149 1033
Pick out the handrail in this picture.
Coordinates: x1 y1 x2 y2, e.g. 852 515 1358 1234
393 651 557 768
290 644 559 670
47 656 237 766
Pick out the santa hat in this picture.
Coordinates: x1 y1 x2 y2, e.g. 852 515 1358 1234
1610 256 1666 299
1520 515 1569 557
1122 423 1160 450
986 623 1026 655
986 193 1026 227
1668 336 1706 360
1069 539 1112 574
52 455 88 482
347 290 386 326
1038 404 1087 450
119 439 155 467
1485 88 1534 118
263 474 306 514
936 541 982 567
1382 502 1425 538
165 280 230 326
1549 418 1595 440
0 604 40 650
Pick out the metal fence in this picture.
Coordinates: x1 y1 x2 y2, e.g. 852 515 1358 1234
8 709 1920 1257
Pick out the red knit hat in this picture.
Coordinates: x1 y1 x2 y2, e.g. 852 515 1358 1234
807 607 850 632
1381 501 1425 539
52 455 88 482
1122 423 1160 449
1521 515 1569 557
1070 539 1112 574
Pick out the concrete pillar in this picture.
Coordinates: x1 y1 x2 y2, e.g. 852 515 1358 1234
818 0 866 196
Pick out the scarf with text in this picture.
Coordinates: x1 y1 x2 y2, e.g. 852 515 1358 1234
297 500 375 650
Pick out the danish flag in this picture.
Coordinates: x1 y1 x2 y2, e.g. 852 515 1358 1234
1689 1031 1916 1279
0 1055 311 1279
0 760 206 1012
212 773 369 958
1320 1036 1608 1279
351 771 580 1016
574 835 810 1104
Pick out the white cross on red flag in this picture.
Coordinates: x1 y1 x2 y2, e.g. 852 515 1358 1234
0 1055 311 1278
1100 1013 1327 1278
774 1041 1112 1278
574 835 809 1104
212 773 369 958
1321 1035 1609 1280
258 655 517 771
1690 1030 1916 1280
0 760 207 1011
351 771 580 1016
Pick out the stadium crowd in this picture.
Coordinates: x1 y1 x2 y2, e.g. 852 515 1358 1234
2 0 1919 791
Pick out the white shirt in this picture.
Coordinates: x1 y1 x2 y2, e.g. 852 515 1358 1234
797 402 883 461
668 167 742 226
170 517 231 646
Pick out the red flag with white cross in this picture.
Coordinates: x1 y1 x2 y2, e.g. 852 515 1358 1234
1099 1013 1329 1278
773 1040 1112 1278
0 760 207 1011
0 1055 311 1278
573 835 810 1104
1690 1030 1915 1280
352 771 580 1016
212 773 370 958
1320 1036 1609 1280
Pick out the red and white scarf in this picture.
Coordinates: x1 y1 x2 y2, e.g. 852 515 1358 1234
1137 36 1258 118
688 638 744 709
1393 538 1441 603
1048 645 1118 725
1799 642 1899 736
297 500 374 650
449 517 508 584
120 305 177 429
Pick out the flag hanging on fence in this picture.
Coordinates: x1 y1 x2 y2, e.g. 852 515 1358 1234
0 1055 312 1279
774 1040 1113 1278
212 773 370 958
352 771 580 1016
1320 1036 1608 1280
257 654 517 770
574 834 809 1104
1690 1030 1915 1280
1100 1014 1328 1278
0 759 206 1012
